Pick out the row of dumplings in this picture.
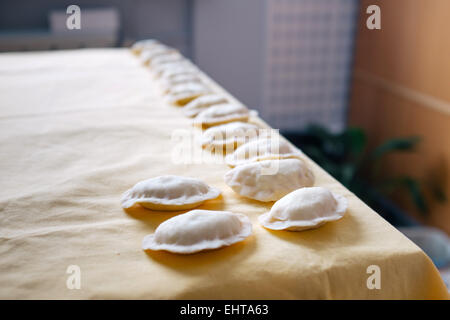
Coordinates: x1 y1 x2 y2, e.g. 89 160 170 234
132 39 254 129
125 39 348 254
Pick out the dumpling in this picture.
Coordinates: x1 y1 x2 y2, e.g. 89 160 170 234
149 52 184 68
131 39 160 55
159 63 198 80
140 47 177 66
161 75 203 94
225 137 302 167
167 82 210 106
193 103 250 128
258 187 348 231
183 94 228 118
166 81 206 95
224 158 315 202
161 73 201 89
142 210 252 254
121 175 221 211
162 73 200 86
201 121 261 152
154 60 195 78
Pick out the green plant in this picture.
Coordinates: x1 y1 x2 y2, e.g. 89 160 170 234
295 124 445 215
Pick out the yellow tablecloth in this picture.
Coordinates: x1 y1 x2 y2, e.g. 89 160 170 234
0 49 447 299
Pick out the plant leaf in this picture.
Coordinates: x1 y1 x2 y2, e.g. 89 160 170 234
341 163 357 186
403 178 428 214
342 127 367 157
379 176 428 214
370 136 421 160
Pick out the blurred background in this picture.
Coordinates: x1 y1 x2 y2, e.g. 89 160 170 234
0 0 449 283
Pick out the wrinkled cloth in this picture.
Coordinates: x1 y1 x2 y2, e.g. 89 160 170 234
0 49 448 299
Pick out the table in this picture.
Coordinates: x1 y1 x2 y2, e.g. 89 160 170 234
0 48 447 299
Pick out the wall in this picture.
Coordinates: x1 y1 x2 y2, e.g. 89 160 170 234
0 0 190 53
193 0 265 110
349 0 450 233
193 0 358 131
261 0 357 132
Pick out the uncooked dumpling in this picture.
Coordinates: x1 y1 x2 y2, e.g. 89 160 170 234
161 74 202 94
162 73 200 88
131 39 160 55
162 73 200 87
121 175 221 211
225 137 302 167
159 63 198 80
167 82 210 106
224 158 315 202
142 210 252 254
154 60 195 78
258 187 348 231
166 81 206 95
150 52 184 68
183 94 228 118
194 103 250 128
202 121 261 152
140 47 177 66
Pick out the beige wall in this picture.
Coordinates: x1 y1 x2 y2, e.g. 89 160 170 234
349 0 450 233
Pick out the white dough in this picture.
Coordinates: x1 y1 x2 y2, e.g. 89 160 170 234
149 52 184 68
258 187 348 231
167 82 211 106
166 81 206 95
183 94 228 118
142 210 252 254
193 103 250 128
154 60 195 78
225 137 302 167
131 39 161 54
201 121 261 152
140 47 177 66
160 73 201 92
159 63 198 80
121 175 221 211
224 158 315 202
